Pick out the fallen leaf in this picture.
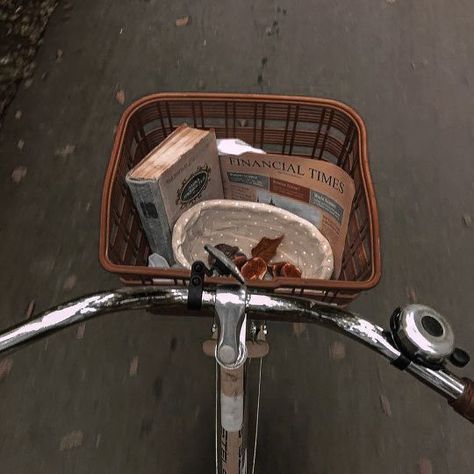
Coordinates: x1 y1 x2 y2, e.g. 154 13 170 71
280 262 302 278
379 394 392 417
251 235 284 262
292 322 306 337
237 118 248 127
115 89 125 105
241 257 267 280
56 49 64 62
76 323 86 339
462 214 472 228
59 431 83 451
175 16 190 27
63 274 77 291
25 300 36 320
15 110 22 119
55 144 75 158
11 166 27 183
328 341 346 360
0 358 13 380
17 139 24 150
129 356 139 376
406 286 417 303
24 78 33 88
418 457 433 474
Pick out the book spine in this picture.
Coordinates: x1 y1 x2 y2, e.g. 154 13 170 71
126 179 174 264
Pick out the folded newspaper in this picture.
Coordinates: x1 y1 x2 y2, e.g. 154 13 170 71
217 139 355 277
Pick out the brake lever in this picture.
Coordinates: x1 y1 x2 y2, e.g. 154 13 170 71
202 244 247 368
204 244 245 284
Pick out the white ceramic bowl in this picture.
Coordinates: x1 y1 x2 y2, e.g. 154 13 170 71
172 199 334 279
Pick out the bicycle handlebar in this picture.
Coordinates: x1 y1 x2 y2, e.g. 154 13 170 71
0 286 472 423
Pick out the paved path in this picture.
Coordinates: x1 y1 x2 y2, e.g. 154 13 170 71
0 1 473 472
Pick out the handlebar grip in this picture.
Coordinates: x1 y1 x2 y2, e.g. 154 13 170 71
449 378 474 423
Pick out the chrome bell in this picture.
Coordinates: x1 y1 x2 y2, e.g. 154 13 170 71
391 304 455 366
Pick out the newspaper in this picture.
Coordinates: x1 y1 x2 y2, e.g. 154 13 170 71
218 141 355 277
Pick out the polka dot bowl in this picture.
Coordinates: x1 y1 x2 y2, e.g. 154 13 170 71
172 199 334 279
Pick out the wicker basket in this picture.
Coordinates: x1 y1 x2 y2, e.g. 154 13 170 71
99 93 381 306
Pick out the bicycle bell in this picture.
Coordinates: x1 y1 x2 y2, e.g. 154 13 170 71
390 304 455 367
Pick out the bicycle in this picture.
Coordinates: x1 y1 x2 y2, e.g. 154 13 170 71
1 93 471 472
0 246 472 473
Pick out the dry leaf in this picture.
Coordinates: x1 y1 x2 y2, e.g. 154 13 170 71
328 341 346 360
292 322 306 337
406 287 417 303
76 323 86 339
232 253 247 269
56 49 64 62
418 457 433 474
25 300 35 320
59 431 83 451
55 144 75 158
17 139 24 150
379 394 392 417
462 214 472 228
175 16 190 27
241 257 267 280
251 235 284 262
11 166 27 183
24 78 33 88
129 356 139 376
115 89 125 105
0 358 13 380
280 262 302 278
63 274 77 291
237 118 247 127
15 110 22 119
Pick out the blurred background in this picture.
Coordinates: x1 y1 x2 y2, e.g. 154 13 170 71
0 0 473 472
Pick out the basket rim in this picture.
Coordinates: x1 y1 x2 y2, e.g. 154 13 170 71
99 92 381 291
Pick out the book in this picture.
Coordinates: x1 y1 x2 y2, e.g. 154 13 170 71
126 124 224 263
218 146 355 278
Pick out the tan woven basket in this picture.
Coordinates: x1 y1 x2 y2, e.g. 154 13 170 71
99 93 381 306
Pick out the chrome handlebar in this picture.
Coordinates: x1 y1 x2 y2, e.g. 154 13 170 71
0 286 467 402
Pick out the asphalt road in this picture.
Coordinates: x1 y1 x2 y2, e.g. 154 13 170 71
0 1 473 473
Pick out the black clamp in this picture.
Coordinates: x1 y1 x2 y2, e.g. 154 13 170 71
187 261 211 310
